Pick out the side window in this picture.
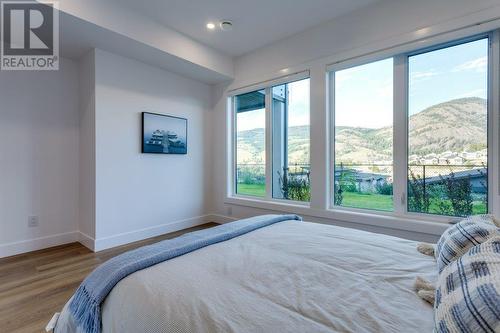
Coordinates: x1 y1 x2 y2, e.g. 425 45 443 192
235 89 266 197
272 78 311 202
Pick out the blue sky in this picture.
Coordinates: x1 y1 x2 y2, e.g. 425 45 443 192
409 38 488 116
335 58 393 128
236 78 310 131
286 78 310 127
237 38 488 132
336 38 488 128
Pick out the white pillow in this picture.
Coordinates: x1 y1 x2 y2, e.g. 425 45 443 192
436 215 499 272
434 235 500 332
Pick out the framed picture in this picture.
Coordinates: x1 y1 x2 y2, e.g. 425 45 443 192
142 112 187 154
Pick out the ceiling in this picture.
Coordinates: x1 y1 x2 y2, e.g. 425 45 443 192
110 0 380 57
59 12 232 83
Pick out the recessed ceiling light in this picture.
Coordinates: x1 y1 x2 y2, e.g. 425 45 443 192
220 21 233 31
206 22 215 30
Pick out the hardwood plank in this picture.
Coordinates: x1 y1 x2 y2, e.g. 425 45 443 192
0 223 216 333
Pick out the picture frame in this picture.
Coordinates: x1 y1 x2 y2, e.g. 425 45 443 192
142 112 187 154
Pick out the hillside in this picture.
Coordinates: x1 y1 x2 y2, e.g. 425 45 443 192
408 97 486 156
237 97 487 164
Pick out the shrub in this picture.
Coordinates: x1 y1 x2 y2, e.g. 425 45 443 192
408 170 430 213
409 162 485 217
277 165 311 202
375 182 393 195
437 167 473 217
237 165 265 185
337 164 358 193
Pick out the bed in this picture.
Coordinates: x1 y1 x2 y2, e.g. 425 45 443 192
54 216 436 333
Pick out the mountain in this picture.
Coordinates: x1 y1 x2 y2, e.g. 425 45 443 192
407 97 487 156
236 97 487 164
236 125 310 164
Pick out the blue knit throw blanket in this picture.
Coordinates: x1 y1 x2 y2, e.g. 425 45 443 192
69 214 302 333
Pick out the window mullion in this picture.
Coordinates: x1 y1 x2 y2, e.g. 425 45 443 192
488 30 500 216
393 55 408 215
309 67 327 209
229 97 236 197
328 71 335 209
264 87 273 200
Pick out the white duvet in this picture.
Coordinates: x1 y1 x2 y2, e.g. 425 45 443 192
55 220 436 332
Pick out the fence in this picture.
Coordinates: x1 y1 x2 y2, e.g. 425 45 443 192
334 163 487 215
335 163 486 190
334 164 392 194
236 163 310 184
237 163 487 191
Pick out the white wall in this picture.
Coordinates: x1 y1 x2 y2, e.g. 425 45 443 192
0 58 80 257
92 49 213 250
78 50 96 248
234 0 500 84
210 0 500 242
0 48 215 256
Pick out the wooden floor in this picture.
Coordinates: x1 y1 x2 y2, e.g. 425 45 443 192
0 223 217 333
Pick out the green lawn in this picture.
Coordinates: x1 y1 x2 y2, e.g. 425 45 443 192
341 192 394 211
416 198 486 216
236 182 487 215
236 183 266 197
341 192 486 214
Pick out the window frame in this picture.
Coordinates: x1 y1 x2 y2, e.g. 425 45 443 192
225 28 500 230
228 71 311 206
329 56 396 213
233 89 267 198
405 35 491 218
328 32 495 222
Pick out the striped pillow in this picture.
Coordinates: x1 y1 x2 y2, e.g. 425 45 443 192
434 235 500 333
436 215 499 272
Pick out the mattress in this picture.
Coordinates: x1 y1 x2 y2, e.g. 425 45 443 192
55 220 436 332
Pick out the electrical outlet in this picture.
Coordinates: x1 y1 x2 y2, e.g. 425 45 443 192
28 215 39 227
227 206 233 216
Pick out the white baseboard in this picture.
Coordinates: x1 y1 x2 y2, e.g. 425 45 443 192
93 215 211 252
0 214 235 258
78 231 95 251
0 231 79 258
206 214 237 224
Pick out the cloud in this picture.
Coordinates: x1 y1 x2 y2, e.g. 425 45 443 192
452 56 487 73
410 70 438 82
335 97 393 129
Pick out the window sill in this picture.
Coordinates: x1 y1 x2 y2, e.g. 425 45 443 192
224 195 451 237
226 195 310 209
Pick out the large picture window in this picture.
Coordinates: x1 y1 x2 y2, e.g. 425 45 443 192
230 31 497 223
333 59 394 211
407 38 488 217
330 35 490 218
